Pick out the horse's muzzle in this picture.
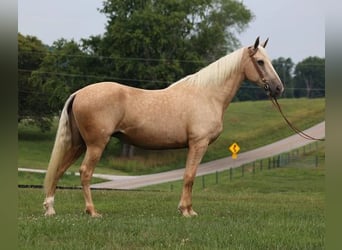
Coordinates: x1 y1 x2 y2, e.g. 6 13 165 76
264 82 284 98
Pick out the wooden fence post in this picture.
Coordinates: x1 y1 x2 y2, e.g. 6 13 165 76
315 155 319 168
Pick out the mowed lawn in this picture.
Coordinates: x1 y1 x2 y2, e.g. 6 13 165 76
18 159 325 249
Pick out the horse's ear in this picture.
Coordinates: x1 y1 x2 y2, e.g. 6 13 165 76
262 38 269 48
254 37 260 49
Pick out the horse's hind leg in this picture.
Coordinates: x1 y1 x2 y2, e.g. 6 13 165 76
44 144 85 216
79 143 107 217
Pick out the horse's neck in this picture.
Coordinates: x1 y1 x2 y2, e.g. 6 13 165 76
169 47 247 111
208 50 248 112
211 72 245 112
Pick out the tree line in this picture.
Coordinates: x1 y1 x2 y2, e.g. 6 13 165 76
18 0 324 131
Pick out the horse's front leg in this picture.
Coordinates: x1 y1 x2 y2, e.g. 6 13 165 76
178 140 208 217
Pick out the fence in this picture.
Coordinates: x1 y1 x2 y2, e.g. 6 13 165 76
170 140 324 191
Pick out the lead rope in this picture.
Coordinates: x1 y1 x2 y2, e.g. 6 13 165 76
271 97 325 141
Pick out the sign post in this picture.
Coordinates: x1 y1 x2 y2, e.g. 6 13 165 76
229 142 240 159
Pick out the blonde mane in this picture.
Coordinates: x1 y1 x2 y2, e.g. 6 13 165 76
171 47 245 87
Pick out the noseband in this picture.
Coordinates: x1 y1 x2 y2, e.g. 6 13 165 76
248 48 270 91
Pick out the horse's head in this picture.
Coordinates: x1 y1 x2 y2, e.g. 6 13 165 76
244 37 284 98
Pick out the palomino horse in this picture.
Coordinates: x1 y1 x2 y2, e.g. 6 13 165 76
43 37 283 217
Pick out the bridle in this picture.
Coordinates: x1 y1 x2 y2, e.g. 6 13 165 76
248 47 324 142
248 47 270 92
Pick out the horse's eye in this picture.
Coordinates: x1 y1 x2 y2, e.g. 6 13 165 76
257 60 264 66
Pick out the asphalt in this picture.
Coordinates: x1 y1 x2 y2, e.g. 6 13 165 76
18 121 325 190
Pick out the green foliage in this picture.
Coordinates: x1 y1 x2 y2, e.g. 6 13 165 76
18 33 52 131
272 57 295 98
293 56 325 98
97 0 253 89
29 39 92 112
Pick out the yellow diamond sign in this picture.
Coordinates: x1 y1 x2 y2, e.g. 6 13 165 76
229 142 240 159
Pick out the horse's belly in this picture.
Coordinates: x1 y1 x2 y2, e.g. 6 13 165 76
115 127 188 149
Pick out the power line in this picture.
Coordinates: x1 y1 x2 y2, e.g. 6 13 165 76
18 75 325 98
18 68 172 85
19 49 325 67
18 67 326 90
19 49 208 64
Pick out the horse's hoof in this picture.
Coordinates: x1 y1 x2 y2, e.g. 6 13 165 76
44 209 56 217
178 206 198 217
44 205 56 216
188 209 198 217
43 197 55 216
85 208 102 218
91 212 102 218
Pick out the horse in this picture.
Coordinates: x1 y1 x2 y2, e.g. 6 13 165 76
43 37 284 217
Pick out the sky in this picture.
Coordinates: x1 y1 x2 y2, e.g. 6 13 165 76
18 0 325 63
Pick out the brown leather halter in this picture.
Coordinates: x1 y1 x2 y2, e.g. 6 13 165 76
248 47 270 90
248 47 324 141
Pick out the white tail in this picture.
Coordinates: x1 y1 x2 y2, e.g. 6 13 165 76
44 93 76 195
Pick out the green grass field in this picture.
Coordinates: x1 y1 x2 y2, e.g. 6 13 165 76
18 151 325 249
18 98 325 175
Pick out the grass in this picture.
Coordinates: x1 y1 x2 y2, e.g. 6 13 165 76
18 98 325 175
18 152 325 249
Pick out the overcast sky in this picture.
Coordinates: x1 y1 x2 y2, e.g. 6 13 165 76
18 0 325 63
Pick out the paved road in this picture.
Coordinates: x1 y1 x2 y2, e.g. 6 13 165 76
90 121 325 190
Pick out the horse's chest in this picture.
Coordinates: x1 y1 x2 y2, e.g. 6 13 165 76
189 119 223 144
207 122 223 143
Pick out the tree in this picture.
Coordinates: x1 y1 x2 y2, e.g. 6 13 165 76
29 39 97 116
293 57 325 98
93 0 253 89
272 57 294 98
234 81 266 102
18 33 51 131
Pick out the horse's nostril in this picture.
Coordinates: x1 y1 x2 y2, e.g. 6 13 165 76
276 85 282 94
